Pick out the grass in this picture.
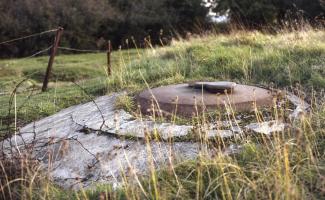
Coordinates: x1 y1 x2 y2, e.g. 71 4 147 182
115 94 136 113
0 49 139 135
0 28 324 199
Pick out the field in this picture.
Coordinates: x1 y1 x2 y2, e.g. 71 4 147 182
0 29 324 199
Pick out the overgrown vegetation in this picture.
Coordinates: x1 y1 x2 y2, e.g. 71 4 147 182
211 0 324 27
1 0 324 58
0 28 324 199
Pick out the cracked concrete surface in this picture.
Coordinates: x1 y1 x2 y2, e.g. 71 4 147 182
1 92 308 189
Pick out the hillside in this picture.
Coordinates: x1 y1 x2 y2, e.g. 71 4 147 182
1 30 324 128
0 29 324 199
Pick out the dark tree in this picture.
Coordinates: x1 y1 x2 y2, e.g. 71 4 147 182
211 0 324 27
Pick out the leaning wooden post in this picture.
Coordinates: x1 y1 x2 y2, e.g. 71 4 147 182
42 27 63 92
107 40 112 76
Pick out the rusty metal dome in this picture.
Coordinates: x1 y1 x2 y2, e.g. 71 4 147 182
137 82 273 117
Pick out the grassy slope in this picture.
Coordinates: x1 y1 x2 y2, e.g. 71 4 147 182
1 30 324 128
0 30 324 199
0 50 140 133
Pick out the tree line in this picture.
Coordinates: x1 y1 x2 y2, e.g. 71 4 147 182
0 0 323 58
0 0 208 58
211 0 324 28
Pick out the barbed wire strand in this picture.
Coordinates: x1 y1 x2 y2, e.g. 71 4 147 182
0 45 53 95
58 46 105 53
20 45 53 60
0 29 58 45
0 44 106 95
13 46 53 81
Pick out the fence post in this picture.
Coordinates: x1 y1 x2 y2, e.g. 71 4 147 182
107 40 112 76
42 27 63 92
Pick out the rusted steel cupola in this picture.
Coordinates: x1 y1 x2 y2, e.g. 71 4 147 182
137 81 273 117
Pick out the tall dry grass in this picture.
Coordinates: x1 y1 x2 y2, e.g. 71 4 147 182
0 25 324 199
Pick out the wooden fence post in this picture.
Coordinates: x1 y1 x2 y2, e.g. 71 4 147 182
42 27 63 92
107 40 112 76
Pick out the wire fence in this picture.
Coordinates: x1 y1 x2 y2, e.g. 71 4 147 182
58 46 106 53
0 28 106 57
0 28 111 96
0 29 58 45
21 45 53 60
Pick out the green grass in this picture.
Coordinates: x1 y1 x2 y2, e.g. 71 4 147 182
1 30 324 128
0 49 140 134
0 29 324 199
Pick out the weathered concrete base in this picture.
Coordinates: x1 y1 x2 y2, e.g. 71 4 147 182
1 94 201 189
1 92 308 189
245 121 287 135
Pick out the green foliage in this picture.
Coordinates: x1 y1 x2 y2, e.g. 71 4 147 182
115 94 135 113
212 0 324 27
0 29 324 199
22 65 103 82
1 30 324 133
0 0 209 58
